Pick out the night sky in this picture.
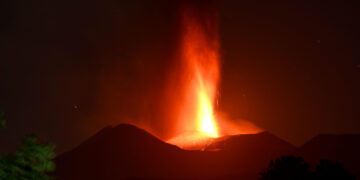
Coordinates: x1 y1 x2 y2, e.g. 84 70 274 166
0 0 359 154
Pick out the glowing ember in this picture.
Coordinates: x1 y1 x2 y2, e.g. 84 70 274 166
183 14 220 139
182 3 220 140
197 89 218 137
167 3 220 149
163 2 263 150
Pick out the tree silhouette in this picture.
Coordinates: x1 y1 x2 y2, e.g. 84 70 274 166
260 155 356 180
259 156 312 180
0 111 56 180
315 159 356 180
0 136 56 180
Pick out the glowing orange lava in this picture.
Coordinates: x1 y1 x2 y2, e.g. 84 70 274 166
167 4 221 149
196 82 218 137
181 4 220 138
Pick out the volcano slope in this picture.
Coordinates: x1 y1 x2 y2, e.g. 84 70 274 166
297 134 360 177
55 124 359 180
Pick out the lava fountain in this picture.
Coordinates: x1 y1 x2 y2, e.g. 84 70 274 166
167 3 221 149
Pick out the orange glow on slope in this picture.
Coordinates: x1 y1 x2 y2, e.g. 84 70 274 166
167 4 220 148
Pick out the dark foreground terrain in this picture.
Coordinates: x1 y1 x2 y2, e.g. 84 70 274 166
55 124 360 180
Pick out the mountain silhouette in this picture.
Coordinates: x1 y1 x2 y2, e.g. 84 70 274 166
297 134 360 177
55 124 359 180
55 124 297 180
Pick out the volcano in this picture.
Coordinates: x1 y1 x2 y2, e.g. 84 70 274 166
55 124 360 180
54 124 294 180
